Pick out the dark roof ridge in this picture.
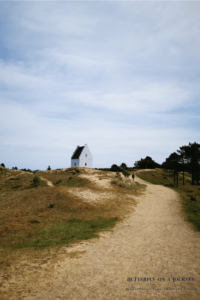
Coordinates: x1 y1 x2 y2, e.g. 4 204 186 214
71 146 84 159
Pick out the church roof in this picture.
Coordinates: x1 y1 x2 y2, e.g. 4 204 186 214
71 146 84 159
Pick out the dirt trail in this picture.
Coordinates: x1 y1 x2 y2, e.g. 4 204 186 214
40 177 54 187
6 174 200 299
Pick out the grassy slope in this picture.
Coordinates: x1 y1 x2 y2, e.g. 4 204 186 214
0 167 146 266
137 168 200 232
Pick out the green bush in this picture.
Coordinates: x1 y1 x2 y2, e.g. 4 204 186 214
164 183 174 187
55 179 62 185
33 174 41 187
122 170 131 177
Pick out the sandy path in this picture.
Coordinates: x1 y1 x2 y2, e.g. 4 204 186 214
40 177 54 187
24 175 200 299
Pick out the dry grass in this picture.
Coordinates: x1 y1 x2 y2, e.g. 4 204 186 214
0 166 146 283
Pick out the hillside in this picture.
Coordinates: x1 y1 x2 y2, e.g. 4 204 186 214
0 166 146 299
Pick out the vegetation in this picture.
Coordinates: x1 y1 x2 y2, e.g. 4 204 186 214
111 172 144 191
134 156 160 169
21 168 33 173
110 164 121 172
122 169 131 177
162 142 200 186
47 166 51 171
0 167 146 268
137 169 200 232
55 179 62 185
13 217 119 250
33 174 41 187
1 163 5 167
120 163 128 170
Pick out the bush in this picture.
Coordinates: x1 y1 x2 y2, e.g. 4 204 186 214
33 174 41 187
122 170 131 177
47 166 51 171
1 163 5 167
164 183 174 187
55 179 62 185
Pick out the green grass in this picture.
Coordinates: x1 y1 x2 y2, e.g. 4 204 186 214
61 176 86 187
13 217 119 249
181 194 200 231
137 169 200 232
55 179 62 185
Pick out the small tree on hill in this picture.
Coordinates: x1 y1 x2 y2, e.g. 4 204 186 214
122 169 131 177
47 166 51 171
110 164 121 172
1 163 5 167
33 174 41 187
120 163 128 170
134 157 160 169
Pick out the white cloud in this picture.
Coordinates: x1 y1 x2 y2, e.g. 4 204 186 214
0 1 199 169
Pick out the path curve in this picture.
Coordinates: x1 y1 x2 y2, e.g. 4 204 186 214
40 177 54 187
27 174 200 300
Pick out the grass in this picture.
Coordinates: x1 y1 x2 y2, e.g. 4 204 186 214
12 217 119 249
137 168 200 232
0 167 146 269
111 172 145 191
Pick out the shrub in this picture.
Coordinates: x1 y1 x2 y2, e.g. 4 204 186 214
33 174 41 187
164 183 174 187
55 179 62 185
122 170 131 177
47 166 51 171
1 163 5 167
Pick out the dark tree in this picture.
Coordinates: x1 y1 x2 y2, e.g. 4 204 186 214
110 164 121 172
122 169 131 177
164 152 180 187
134 156 160 169
177 142 200 185
12 167 18 170
47 166 51 171
177 146 189 186
0 163 5 167
120 163 128 170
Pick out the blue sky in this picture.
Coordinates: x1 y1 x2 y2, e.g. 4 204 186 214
0 1 200 170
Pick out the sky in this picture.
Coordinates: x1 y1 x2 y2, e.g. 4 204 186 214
0 1 200 170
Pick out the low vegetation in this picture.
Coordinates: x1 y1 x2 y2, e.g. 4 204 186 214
111 172 145 191
137 169 200 232
33 174 41 187
0 166 146 269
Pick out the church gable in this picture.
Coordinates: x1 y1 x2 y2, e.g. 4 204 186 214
71 144 93 168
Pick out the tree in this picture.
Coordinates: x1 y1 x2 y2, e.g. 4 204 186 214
33 174 41 187
177 146 189 186
12 167 18 170
163 152 180 187
177 142 200 185
120 163 127 170
0 163 5 167
47 166 51 171
110 164 121 172
122 169 131 177
134 156 160 169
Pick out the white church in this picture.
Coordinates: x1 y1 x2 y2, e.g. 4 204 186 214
71 144 93 168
